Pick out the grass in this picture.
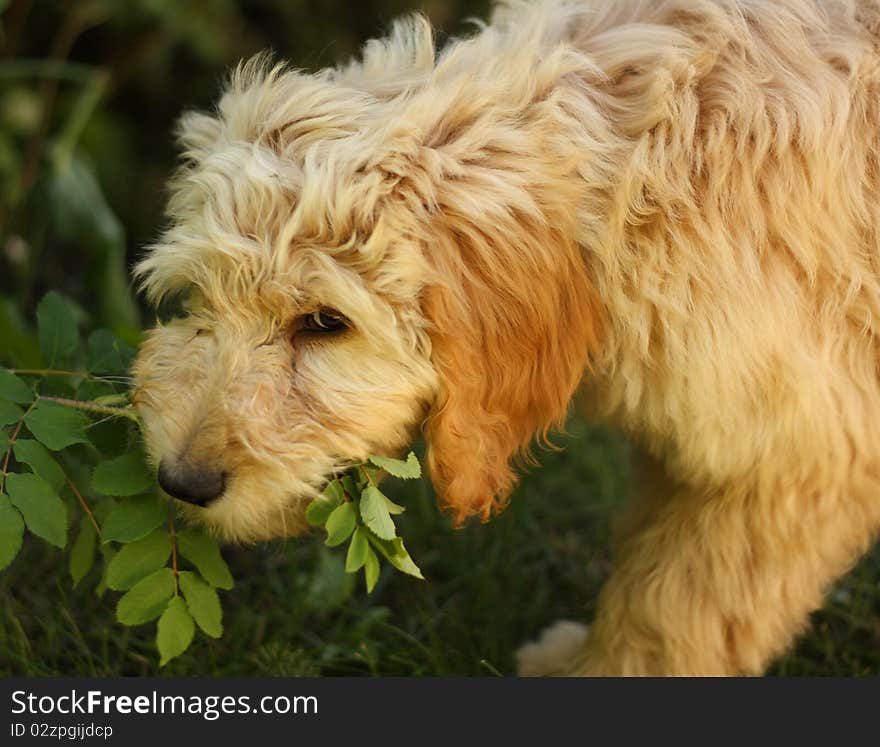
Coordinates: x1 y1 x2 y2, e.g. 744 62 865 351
1 417 878 677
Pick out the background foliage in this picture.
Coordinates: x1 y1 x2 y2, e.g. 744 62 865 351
0 0 878 676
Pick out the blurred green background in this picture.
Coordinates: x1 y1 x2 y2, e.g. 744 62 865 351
1 0 878 676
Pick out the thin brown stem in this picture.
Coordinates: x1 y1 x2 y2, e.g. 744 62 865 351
11 368 131 383
37 395 139 423
66 475 100 536
169 517 179 595
1 400 101 536
11 368 88 377
360 465 378 486
1 400 37 493
1 420 24 494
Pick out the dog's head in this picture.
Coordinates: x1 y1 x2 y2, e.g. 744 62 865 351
133 19 603 542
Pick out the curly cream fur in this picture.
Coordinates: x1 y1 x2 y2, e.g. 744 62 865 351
133 0 880 675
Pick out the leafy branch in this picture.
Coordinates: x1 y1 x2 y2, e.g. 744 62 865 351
0 291 231 667
37 394 139 423
1 290 430 668
306 453 424 593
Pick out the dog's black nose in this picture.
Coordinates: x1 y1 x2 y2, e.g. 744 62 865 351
157 460 227 506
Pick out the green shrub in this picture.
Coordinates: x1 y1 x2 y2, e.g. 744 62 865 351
0 291 425 665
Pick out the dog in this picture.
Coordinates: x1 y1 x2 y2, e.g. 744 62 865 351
131 0 880 675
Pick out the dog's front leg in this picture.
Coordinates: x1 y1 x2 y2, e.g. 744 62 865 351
519 476 877 676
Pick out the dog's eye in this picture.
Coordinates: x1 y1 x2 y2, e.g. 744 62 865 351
157 285 203 324
157 295 189 324
301 309 349 334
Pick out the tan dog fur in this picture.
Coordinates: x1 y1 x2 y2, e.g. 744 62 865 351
133 0 880 675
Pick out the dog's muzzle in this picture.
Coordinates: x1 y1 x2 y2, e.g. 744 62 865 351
157 460 227 507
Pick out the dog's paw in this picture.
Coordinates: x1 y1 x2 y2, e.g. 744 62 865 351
516 620 590 677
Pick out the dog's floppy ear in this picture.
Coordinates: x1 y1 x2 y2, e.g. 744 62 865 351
421 166 604 524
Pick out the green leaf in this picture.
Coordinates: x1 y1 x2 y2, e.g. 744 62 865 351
179 570 222 638
345 527 369 572
46 155 139 333
359 485 396 541
101 496 168 542
340 475 359 499
368 452 421 479
5 472 68 548
75 378 118 403
91 498 116 526
0 399 23 427
0 369 33 404
106 530 172 591
86 329 135 375
177 530 234 589
324 479 344 503
0 296 41 366
92 452 153 496
85 417 128 458
49 155 123 248
13 439 66 492
306 498 335 528
69 517 97 587
382 493 406 515
306 481 343 527
386 537 424 579
116 567 175 625
324 502 357 547
0 493 25 571
157 596 195 666
24 401 90 450
366 531 424 580
101 496 168 543
364 547 380 593
359 464 382 485
95 543 115 598
36 291 79 367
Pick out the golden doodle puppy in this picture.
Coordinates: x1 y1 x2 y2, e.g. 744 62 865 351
132 0 880 675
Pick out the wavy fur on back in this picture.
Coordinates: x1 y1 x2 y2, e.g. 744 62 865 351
134 0 880 674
